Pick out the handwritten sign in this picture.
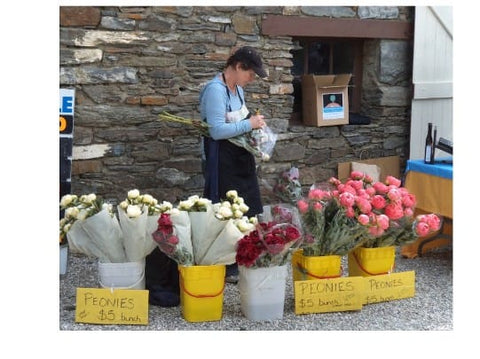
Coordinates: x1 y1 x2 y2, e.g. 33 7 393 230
294 277 364 314
75 288 149 325
363 271 415 304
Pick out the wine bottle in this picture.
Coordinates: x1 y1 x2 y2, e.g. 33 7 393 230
424 122 433 164
432 125 437 163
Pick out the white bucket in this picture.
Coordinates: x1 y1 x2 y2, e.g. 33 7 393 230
98 259 145 290
238 264 287 321
60 244 68 276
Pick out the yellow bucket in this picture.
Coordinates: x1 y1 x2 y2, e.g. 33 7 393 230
291 249 342 281
348 246 396 276
178 264 226 322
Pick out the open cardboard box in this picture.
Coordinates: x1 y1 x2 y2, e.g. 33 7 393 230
337 156 400 182
302 74 351 127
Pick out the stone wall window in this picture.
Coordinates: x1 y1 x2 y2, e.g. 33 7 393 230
290 38 363 121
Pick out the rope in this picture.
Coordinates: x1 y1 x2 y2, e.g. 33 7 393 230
179 275 225 298
351 250 394 276
296 263 341 280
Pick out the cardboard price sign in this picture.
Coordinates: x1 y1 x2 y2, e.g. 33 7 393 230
75 288 149 325
294 277 364 314
363 271 415 304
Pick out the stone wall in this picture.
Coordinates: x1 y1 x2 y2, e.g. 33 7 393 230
60 6 414 205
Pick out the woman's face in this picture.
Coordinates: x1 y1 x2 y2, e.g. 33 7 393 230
235 64 256 87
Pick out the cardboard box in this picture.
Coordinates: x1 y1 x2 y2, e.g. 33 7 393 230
337 156 400 182
302 74 351 127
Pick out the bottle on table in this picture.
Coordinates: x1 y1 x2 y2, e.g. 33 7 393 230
424 122 434 164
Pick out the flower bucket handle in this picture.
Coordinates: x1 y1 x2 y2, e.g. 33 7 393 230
98 265 146 292
351 250 395 275
179 273 225 298
295 262 342 280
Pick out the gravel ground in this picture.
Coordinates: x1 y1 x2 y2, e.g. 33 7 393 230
60 246 453 331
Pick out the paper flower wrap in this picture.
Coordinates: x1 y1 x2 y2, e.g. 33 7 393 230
67 208 127 263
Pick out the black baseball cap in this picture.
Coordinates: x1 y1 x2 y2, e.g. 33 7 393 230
231 46 268 78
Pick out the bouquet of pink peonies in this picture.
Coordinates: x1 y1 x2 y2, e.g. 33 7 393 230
350 173 441 247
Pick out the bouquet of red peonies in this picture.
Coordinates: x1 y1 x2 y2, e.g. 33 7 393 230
235 221 302 268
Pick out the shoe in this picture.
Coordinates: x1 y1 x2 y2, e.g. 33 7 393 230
225 274 239 284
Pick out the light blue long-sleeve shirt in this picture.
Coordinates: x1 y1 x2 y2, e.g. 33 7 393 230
199 74 252 140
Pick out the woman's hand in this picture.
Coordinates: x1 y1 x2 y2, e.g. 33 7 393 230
249 114 265 129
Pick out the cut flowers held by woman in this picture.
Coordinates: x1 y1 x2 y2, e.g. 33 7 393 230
158 111 276 161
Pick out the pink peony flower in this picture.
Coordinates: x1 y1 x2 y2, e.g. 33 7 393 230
376 214 390 230
308 188 327 201
366 187 376 196
347 179 364 191
384 203 404 220
356 197 372 214
364 174 374 183
404 207 414 217
373 182 389 194
371 195 387 210
419 214 441 231
415 221 430 237
297 199 309 214
339 192 355 207
350 171 365 180
313 202 323 211
385 175 401 187
387 188 402 202
358 214 370 225
402 192 416 208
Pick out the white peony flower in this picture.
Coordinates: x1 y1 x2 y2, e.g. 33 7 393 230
65 207 79 219
226 190 238 199
216 206 233 219
239 203 249 214
128 189 140 199
77 209 89 221
221 201 232 208
60 194 75 208
197 198 210 207
126 204 142 218
233 209 244 219
63 223 72 233
236 218 255 233
86 193 96 203
142 194 154 204
159 201 173 212
119 200 129 210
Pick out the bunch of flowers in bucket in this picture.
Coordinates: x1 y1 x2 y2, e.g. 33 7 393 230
158 112 276 162
59 190 166 263
235 205 303 268
151 191 258 266
347 172 442 248
296 175 376 256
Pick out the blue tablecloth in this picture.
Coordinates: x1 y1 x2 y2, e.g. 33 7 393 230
405 158 452 180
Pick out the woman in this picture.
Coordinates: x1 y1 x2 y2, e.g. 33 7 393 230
200 46 268 282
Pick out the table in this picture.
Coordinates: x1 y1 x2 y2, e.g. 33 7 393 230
401 158 453 258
